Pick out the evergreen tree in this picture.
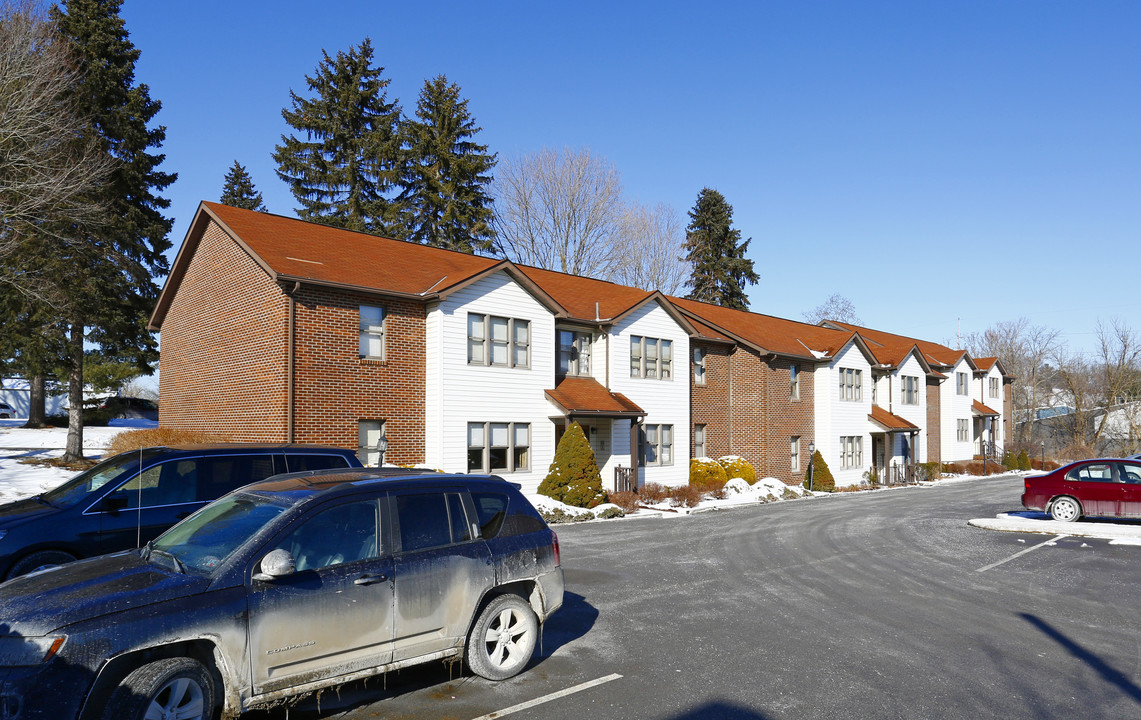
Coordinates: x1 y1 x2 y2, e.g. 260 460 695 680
51 0 174 460
219 160 266 211
273 38 403 236
398 75 496 253
682 188 758 310
538 422 606 508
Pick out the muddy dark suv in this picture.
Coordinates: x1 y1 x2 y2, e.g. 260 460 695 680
0 470 563 720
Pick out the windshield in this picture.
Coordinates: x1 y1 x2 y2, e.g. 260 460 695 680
42 450 159 506
151 493 288 575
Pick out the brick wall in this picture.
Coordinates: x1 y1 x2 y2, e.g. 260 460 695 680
291 287 426 465
926 376 942 464
159 222 290 439
691 341 814 484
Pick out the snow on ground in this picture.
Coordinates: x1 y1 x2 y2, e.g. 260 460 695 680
968 511 1141 541
0 417 156 450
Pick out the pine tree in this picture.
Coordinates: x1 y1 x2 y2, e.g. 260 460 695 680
51 0 174 460
398 75 496 253
273 38 403 236
682 188 758 310
219 160 266 211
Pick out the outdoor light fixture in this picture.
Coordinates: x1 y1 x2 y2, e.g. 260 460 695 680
807 441 815 492
1040 441 1045 469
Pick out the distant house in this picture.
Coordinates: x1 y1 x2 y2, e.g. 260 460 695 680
0 378 69 418
152 202 1013 492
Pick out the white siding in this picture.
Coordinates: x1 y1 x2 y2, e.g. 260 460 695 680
891 354 927 464
817 341 873 488
941 358 976 462
609 301 690 487
425 272 556 494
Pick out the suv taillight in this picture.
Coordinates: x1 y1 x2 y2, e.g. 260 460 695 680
552 530 561 567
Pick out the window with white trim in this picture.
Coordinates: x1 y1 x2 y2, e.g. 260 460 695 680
901 376 919 405
791 436 800 472
840 435 863 469
957 419 969 442
358 420 384 467
956 372 969 395
989 377 1000 398
467 422 530 473
359 305 385 359
790 364 800 400
467 314 530 368
693 348 706 385
642 424 673 466
630 336 673 380
557 329 592 377
839 368 862 402
694 424 706 458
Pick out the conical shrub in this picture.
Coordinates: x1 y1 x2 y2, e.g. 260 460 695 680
538 422 606 508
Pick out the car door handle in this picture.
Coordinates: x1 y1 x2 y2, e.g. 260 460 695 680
353 573 388 585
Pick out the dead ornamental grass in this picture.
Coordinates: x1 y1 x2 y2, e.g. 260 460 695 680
104 428 224 457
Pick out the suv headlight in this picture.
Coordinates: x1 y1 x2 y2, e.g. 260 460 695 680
0 636 66 666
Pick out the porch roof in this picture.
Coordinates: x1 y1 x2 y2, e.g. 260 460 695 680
972 400 1000 417
869 405 920 432
545 377 645 419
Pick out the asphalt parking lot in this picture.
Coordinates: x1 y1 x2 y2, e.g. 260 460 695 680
255 474 1141 720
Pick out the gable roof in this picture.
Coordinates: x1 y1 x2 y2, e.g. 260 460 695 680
972 400 1000 417
545 378 645 418
669 296 854 360
869 405 920 431
822 320 968 369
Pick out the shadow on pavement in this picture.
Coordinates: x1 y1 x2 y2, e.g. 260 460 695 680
1021 612 1141 704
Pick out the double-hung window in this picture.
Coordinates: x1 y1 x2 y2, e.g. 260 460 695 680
957 419 969 442
693 348 706 385
956 372 969 395
901 376 919 405
631 336 673 380
357 420 385 466
791 436 800 472
694 424 707 458
643 424 673 466
839 368 862 402
467 422 530 473
790 364 800 400
468 314 530 368
557 329 592 377
359 305 385 359
840 436 863 469
989 377 1000 398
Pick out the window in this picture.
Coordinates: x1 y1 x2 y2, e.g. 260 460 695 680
631 336 673 380
693 348 706 385
359 305 385 359
840 436 863 469
990 377 1000 398
468 313 530 368
642 424 673 466
694 424 707 458
839 368 862 402
957 419 969 442
557 329 592 377
112 460 199 509
358 420 384 467
395 492 470 552
468 422 530 473
901 376 919 405
791 436 800 472
956 372 969 395
275 500 380 571
790 364 800 400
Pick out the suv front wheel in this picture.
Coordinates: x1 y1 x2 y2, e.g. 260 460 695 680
466 594 538 681
103 657 216 720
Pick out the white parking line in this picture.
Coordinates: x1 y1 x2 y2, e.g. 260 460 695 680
976 534 1068 572
470 673 623 720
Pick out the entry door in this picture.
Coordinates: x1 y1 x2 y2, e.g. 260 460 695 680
248 499 394 695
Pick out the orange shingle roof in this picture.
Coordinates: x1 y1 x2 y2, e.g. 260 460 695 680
869 405 920 431
826 321 965 368
545 378 644 417
972 400 1000 416
669 296 853 359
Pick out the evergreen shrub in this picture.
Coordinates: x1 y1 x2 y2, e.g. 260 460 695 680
1016 450 1032 471
538 422 606 508
690 457 728 491
802 450 835 492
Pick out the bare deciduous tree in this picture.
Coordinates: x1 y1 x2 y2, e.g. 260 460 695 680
0 0 110 298
492 147 624 278
610 201 688 295
802 294 862 325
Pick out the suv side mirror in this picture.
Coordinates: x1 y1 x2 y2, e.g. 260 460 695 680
253 548 295 582
100 495 129 515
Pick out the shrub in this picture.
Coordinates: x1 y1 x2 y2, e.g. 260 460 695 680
539 507 592 524
105 427 224 457
638 482 670 504
690 457 728 491
1059 443 1096 461
1016 450 1031 471
608 490 639 514
718 456 756 484
802 450 835 492
705 480 728 500
916 462 941 482
595 506 625 519
781 486 800 500
1001 452 1016 470
862 468 880 487
668 484 703 508
538 422 606 508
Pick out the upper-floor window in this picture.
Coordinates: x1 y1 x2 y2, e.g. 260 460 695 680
557 329 592 377
901 376 919 405
790 364 800 400
468 313 529 369
631 336 672 380
839 368 862 402
642 424 673 466
693 348 706 385
956 372 969 395
467 422 530 473
359 305 385 359
989 377 1000 398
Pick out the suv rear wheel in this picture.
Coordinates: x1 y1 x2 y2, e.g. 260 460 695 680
103 657 215 720
466 594 538 681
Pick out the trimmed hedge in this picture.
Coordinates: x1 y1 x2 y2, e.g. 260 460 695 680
690 457 728 491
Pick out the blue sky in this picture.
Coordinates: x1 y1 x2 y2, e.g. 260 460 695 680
121 1 1139 355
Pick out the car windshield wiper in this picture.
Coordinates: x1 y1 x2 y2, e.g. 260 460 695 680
30 494 55 508
150 547 185 574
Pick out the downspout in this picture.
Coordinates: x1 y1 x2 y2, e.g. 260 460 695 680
728 346 735 450
286 282 299 443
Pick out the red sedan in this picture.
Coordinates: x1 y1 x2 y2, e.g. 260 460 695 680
1022 459 1141 521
